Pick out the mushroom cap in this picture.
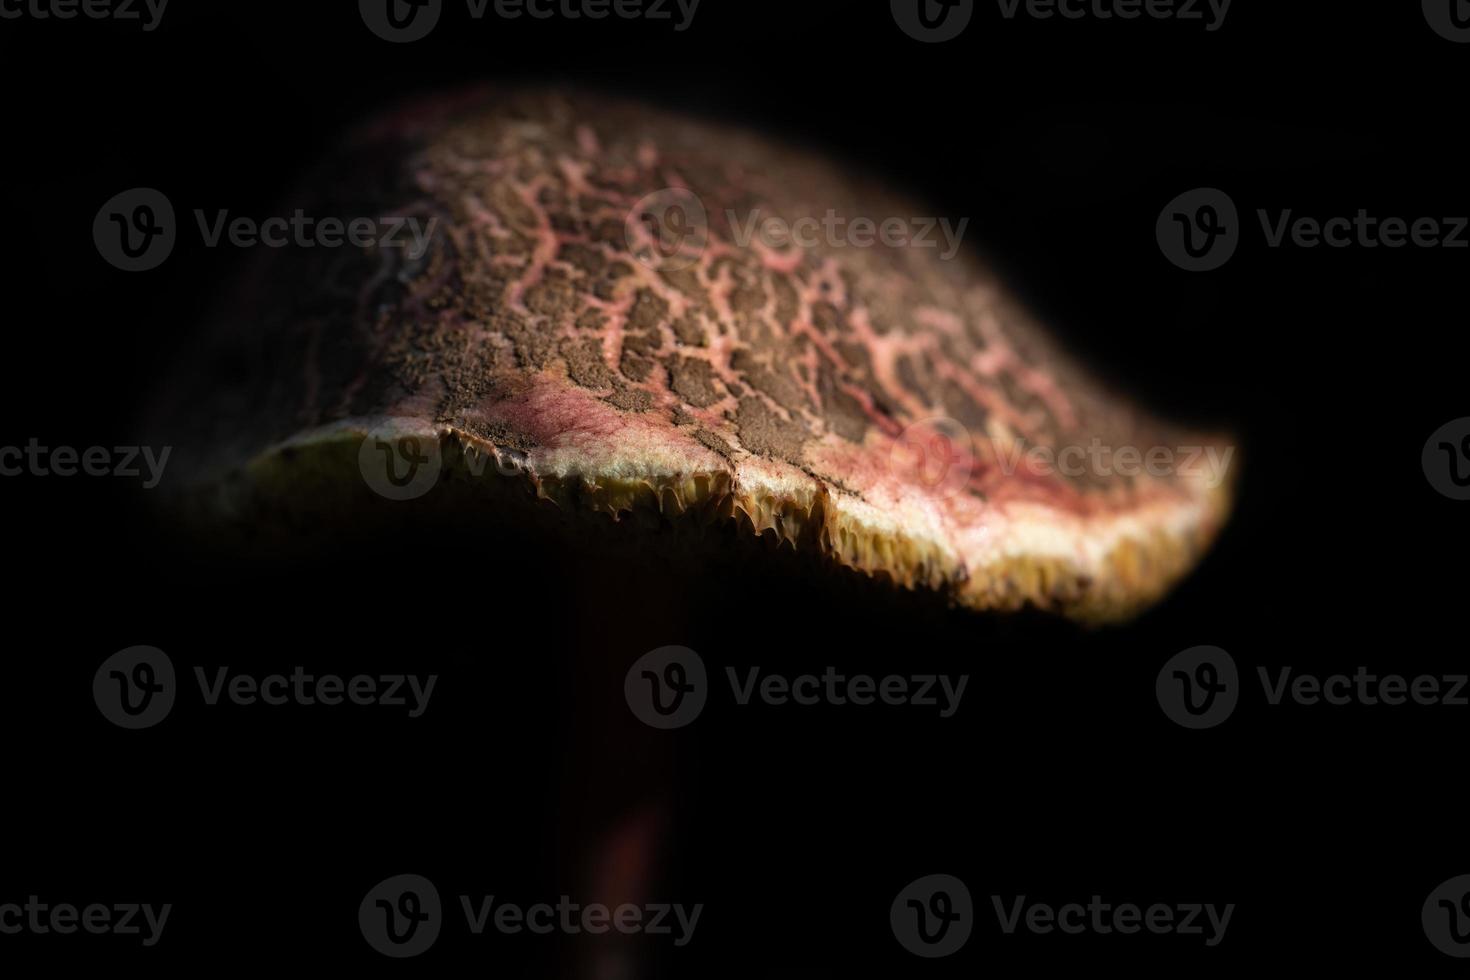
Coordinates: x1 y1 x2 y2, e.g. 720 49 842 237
157 87 1233 622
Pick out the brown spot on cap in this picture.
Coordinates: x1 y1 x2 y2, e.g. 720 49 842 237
940 379 989 434
818 366 870 444
731 348 809 416
671 314 708 347
501 313 555 370
561 337 618 390
694 428 736 461
605 387 654 412
895 355 932 408
733 396 808 464
665 354 724 409
627 288 668 332
620 349 656 382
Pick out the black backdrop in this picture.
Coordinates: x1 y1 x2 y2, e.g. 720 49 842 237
2 1 1466 974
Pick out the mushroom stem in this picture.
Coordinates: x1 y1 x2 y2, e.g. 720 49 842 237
557 562 687 977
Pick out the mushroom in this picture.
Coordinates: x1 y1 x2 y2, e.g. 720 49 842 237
147 88 1234 973
154 87 1234 625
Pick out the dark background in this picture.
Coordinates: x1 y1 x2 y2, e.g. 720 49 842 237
1 0 1465 974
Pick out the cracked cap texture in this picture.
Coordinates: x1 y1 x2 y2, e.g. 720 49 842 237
157 87 1235 623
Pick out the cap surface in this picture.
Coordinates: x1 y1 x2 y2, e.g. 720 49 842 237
159 87 1234 622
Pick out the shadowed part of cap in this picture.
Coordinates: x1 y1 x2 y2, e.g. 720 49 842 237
157 87 1234 623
